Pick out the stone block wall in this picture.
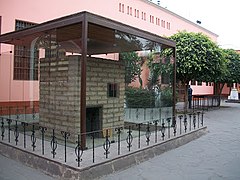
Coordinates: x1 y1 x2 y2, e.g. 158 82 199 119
39 55 125 141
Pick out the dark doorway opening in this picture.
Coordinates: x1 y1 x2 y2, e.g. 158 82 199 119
86 107 102 133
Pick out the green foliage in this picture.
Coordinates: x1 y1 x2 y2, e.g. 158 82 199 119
120 52 143 85
125 87 155 108
169 31 225 84
161 87 174 107
147 51 173 89
222 49 240 83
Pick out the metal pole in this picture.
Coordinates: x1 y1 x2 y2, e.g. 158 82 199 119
80 16 88 149
172 47 177 125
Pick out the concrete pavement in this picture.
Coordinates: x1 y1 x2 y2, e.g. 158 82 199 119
100 102 240 180
0 153 54 180
0 102 239 180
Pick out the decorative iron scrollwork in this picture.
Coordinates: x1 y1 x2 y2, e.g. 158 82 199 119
183 114 188 133
115 127 123 155
15 111 20 145
103 129 111 158
167 118 171 139
193 113 196 129
145 122 151 145
173 123 177 136
189 113 192 131
31 124 36 151
50 129 58 158
161 121 166 140
126 126 133 151
75 135 83 167
7 119 12 143
14 121 19 145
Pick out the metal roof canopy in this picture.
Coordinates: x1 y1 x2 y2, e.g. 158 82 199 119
0 11 175 48
0 11 176 148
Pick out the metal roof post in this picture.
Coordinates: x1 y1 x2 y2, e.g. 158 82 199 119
80 14 87 148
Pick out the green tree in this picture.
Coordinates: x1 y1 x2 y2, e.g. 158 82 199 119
224 49 240 83
169 31 225 108
170 31 224 84
120 52 143 86
147 52 173 90
214 49 240 97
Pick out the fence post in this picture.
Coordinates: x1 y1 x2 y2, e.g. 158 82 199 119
14 121 19 145
189 113 192 131
126 126 133 151
115 127 123 155
21 122 28 148
31 124 37 151
39 126 47 155
161 120 165 140
103 129 111 158
61 131 70 162
7 119 12 143
75 134 83 167
145 122 151 145
136 123 142 149
153 120 158 143
50 129 58 158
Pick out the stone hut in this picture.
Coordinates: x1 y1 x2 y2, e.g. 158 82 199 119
39 55 125 141
0 11 176 145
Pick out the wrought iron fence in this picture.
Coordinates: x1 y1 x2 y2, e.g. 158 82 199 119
0 111 204 168
192 95 221 110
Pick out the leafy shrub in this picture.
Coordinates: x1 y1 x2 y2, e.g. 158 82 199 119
161 87 174 107
125 87 155 108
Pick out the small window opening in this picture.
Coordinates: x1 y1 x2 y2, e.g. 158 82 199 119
108 83 118 97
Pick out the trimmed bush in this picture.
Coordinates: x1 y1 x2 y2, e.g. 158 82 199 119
161 87 174 107
125 87 155 108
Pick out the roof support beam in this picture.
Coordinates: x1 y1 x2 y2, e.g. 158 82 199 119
80 14 87 148
172 47 177 125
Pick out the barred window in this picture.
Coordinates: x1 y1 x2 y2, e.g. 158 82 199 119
14 20 38 80
107 83 118 98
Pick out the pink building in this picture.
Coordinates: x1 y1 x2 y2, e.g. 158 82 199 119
0 0 220 109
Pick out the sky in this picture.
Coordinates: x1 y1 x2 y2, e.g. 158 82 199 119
152 0 240 50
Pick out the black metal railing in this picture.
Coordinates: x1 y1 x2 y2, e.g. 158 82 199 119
192 95 221 110
0 110 204 168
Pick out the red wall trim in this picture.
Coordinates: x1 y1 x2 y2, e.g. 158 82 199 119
0 101 39 115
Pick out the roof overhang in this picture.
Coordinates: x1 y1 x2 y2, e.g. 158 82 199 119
0 11 176 50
